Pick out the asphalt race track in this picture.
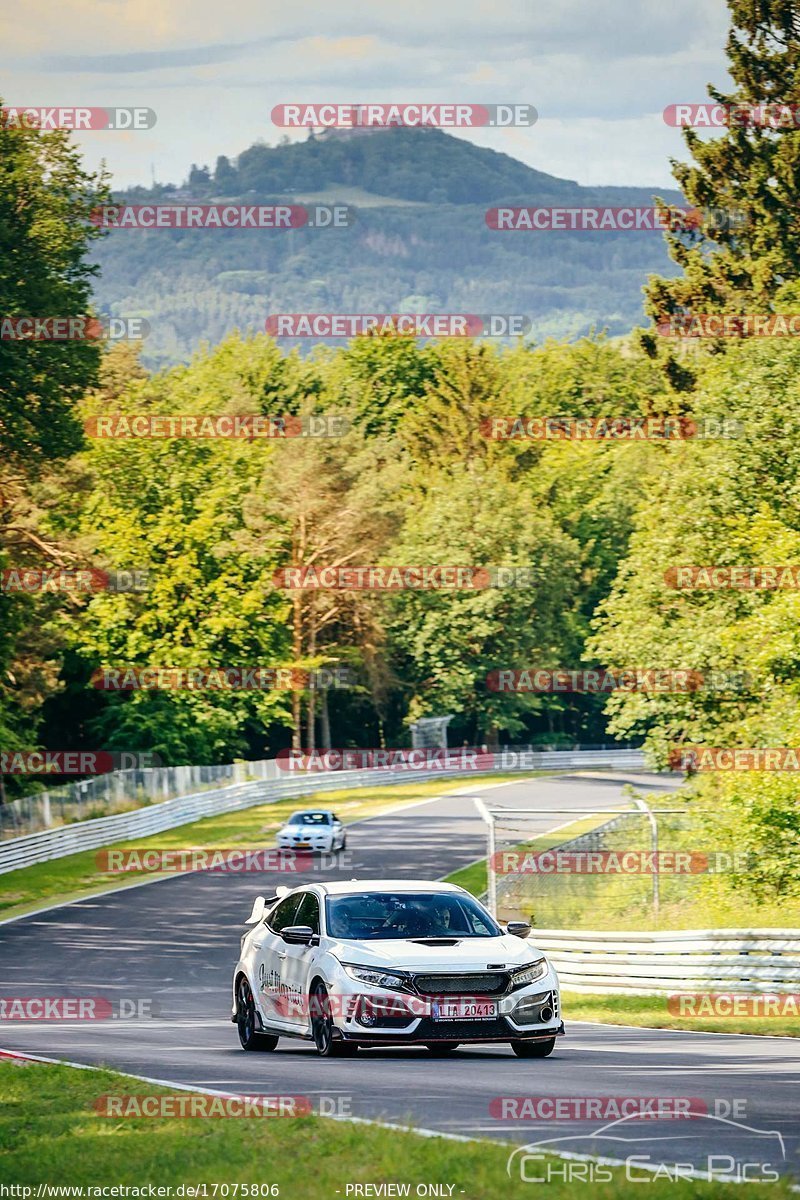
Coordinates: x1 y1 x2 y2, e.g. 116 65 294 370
1 773 798 1182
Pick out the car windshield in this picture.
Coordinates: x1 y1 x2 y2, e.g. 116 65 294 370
325 892 501 940
288 812 331 825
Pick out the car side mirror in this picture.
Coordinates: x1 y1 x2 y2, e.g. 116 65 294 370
506 921 532 939
281 925 318 946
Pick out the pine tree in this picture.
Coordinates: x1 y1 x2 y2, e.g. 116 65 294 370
645 0 800 324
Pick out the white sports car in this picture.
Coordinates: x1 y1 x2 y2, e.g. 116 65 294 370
275 809 346 854
231 880 563 1057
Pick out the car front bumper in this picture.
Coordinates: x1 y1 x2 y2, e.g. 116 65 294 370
329 971 563 1044
276 838 335 852
340 1017 565 1046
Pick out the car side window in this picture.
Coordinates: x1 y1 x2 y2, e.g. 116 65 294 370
294 891 320 934
268 893 303 932
462 902 494 936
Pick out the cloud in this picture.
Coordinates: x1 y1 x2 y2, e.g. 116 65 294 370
40 35 281 73
1 0 734 189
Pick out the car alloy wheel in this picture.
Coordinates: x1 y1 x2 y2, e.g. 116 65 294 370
310 983 357 1057
236 977 278 1052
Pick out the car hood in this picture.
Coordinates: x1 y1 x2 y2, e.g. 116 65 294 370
328 934 543 971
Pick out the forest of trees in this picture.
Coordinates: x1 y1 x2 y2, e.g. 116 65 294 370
94 127 684 369
1 0 799 902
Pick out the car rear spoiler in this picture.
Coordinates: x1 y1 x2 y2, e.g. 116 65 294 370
245 886 290 925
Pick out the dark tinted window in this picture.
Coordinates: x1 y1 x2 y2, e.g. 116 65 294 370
294 892 320 933
268 893 303 932
288 812 331 825
325 892 500 940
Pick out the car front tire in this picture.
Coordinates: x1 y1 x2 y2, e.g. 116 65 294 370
236 978 279 1052
511 1037 556 1058
310 983 358 1057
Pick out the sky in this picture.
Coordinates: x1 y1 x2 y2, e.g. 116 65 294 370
1 0 732 191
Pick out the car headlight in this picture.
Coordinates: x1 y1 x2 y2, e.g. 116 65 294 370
510 958 548 989
342 964 412 992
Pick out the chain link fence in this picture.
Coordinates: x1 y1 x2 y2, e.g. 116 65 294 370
487 803 735 929
0 759 281 840
0 746 646 842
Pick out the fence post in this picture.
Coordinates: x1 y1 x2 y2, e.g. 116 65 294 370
632 794 659 919
473 797 498 918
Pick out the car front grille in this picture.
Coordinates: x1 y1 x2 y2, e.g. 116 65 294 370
412 972 509 996
406 1017 512 1041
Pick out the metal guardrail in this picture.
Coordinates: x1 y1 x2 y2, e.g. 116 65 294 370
529 928 800 995
0 761 266 840
0 748 647 876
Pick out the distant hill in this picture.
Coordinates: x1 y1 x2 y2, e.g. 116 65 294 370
93 127 683 368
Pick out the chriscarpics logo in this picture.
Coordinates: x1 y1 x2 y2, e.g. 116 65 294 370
506 1112 785 1184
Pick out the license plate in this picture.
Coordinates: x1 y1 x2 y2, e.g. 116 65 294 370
431 998 497 1021
295 842 311 848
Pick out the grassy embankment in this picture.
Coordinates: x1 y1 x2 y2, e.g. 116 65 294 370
1 1058 789 1196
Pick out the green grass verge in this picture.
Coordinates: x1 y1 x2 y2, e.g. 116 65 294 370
1 1059 788 1196
0 773 536 923
562 991 800 1038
